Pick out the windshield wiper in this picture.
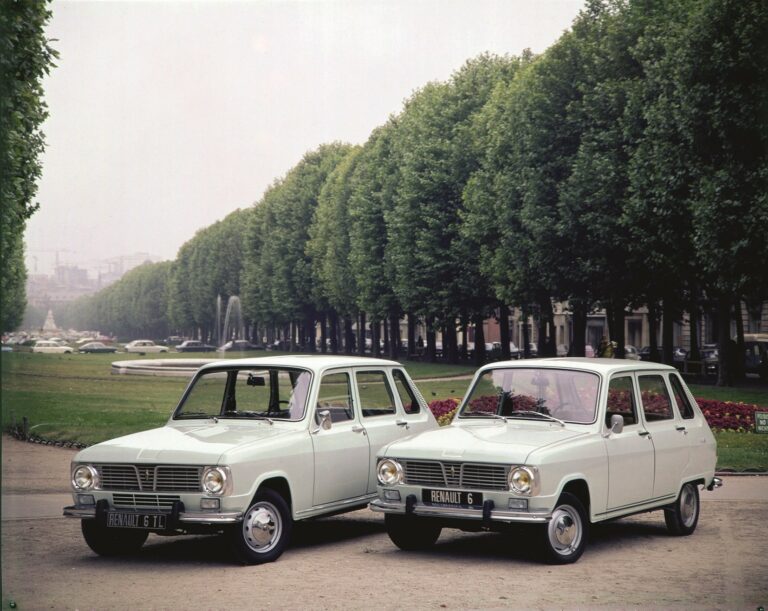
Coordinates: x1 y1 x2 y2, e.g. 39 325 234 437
222 411 273 424
506 410 565 427
177 412 214 419
463 412 508 422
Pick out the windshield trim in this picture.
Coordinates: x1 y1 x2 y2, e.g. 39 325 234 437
171 365 314 422
456 365 601 426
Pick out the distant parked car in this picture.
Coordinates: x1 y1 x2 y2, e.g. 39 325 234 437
176 340 216 352
1 343 13 353
218 340 263 352
78 342 117 354
639 346 687 363
32 340 73 354
624 345 640 360
124 340 169 354
743 334 768 380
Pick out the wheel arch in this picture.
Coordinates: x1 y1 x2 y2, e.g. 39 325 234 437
557 478 591 517
254 476 293 512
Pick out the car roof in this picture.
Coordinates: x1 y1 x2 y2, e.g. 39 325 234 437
197 354 402 374
478 357 677 376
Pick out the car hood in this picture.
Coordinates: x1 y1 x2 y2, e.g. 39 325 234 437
382 421 587 464
74 422 295 464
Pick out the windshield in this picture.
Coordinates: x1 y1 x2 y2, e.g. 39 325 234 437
174 367 312 421
459 367 599 424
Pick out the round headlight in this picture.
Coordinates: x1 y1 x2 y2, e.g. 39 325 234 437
377 459 403 486
202 467 228 495
508 466 536 495
72 465 99 491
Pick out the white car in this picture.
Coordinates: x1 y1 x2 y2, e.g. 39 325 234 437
64 356 437 564
124 340 169 354
371 358 720 564
32 340 73 354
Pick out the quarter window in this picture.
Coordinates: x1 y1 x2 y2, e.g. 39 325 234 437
393 369 420 414
638 375 674 421
669 374 695 420
606 375 638 426
357 371 396 418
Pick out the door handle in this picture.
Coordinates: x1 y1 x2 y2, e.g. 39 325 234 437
352 425 367 435
638 430 651 437
396 419 409 429
676 426 688 435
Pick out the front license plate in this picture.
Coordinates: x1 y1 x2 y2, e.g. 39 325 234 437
106 512 167 530
422 489 483 508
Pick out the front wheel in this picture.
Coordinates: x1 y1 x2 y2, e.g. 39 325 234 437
229 489 292 564
81 520 148 556
540 492 588 564
664 482 699 535
385 514 442 550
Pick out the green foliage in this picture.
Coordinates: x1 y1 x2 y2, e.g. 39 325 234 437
0 0 57 331
242 143 352 328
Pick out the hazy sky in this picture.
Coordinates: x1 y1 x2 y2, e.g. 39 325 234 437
26 0 584 276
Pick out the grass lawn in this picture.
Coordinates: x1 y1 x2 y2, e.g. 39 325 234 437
2 351 766 469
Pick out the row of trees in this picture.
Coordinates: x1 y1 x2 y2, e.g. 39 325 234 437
55 0 767 383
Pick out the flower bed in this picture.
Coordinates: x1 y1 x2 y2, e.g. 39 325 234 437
428 397 766 432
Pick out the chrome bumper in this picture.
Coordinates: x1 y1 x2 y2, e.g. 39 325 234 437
707 477 723 491
369 498 551 524
63 505 243 524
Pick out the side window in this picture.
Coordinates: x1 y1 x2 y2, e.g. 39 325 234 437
393 369 420 414
316 372 353 423
356 371 396 418
638 375 674 421
669 374 695 420
606 375 638 426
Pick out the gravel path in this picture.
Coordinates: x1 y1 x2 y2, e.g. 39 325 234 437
2 435 767 609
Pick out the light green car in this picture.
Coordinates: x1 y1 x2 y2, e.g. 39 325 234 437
371 358 721 564
64 355 437 564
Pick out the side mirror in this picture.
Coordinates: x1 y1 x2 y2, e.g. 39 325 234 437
317 409 332 431
610 414 624 435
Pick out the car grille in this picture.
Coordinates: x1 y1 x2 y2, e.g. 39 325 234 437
97 464 202 492
402 460 509 491
111 493 182 510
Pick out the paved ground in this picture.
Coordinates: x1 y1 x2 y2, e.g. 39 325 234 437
2 436 767 610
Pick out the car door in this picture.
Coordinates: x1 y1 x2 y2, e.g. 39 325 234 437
310 369 371 506
604 373 655 511
352 369 414 494
637 373 689 500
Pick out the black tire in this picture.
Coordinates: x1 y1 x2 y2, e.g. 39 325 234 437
229 489 292 564
540 492 588 564
664 482 700 536
385 514 442 551
81 520 148 556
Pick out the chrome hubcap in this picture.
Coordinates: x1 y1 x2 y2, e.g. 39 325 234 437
548 505 582 555
243 502 282 553
680 485 698 527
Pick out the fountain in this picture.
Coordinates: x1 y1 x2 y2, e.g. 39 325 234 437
220 295 245 345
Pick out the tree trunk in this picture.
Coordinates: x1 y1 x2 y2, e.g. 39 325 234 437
716 295 733 387
426 315 436 363
522 305 531 358
473 313 486 366
688 303 700 361
358 312 367 355
407 313 416 360
372 319 380 357
344 316 355 355
389 312 400 360
382 318 390 356
329 310 339 354
612 302 626 360
446 318 458 364
319 311 327 354
734 299 745 382
662 300 674 365
648 302 660 363
499 304 511 360
571 299 587 357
